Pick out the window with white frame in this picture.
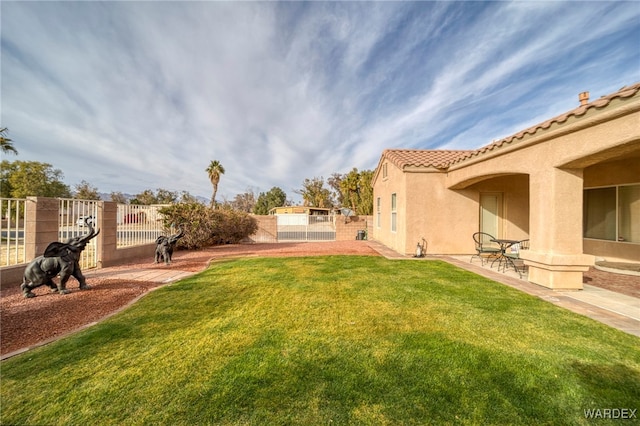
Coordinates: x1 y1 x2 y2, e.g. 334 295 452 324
584 184 640 243
376 197 381 228
391 193 397 232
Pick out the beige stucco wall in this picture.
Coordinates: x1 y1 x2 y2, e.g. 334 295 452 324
373 168 530 256
583 156 640 187
372 90 640 289
372 159 408 254
404 172 476 255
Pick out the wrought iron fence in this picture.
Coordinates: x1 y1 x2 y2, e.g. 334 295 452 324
0 198 27 267
59 198 100 270
0 199 173 270
117 204 168 248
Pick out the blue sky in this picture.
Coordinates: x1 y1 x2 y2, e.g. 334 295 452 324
2 1 639 203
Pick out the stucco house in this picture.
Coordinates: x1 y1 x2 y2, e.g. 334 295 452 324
372 82 640 290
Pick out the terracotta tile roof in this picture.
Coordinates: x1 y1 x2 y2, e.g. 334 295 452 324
379 82 639 173
449 81 640 165
383 149 472 170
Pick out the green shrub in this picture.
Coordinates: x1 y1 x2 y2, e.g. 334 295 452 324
159 203 257 249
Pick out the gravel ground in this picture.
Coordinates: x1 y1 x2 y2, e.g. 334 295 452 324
2 241 637 357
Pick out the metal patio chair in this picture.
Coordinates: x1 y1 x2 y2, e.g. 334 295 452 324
502 239 530 277
470 232 501 265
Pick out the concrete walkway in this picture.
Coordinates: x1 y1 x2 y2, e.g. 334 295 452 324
365 240 640 338
85 266 195 284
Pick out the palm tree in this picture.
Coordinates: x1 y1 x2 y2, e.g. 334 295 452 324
206 160 225 208
0 127 18 155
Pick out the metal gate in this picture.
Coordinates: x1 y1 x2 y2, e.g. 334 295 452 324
276 214 336 241
59 199 99 270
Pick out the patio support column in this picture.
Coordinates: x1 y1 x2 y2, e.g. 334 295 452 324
520 168 593 290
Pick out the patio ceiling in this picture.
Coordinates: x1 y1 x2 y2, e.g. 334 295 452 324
559 138 640 169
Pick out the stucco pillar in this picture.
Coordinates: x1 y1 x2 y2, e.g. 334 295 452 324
520 168 594 290
97 201 116 268
25 197 59 260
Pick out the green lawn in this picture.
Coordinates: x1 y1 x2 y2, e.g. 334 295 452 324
2 256 638 425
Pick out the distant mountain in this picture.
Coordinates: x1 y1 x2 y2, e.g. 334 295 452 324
98 192 134 202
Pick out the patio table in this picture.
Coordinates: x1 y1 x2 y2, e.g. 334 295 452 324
490 238 520 273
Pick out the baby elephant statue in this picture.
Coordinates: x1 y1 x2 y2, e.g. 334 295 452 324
155 228 184 265
22 218 100 298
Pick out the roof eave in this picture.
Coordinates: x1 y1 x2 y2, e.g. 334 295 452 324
403 165 448 173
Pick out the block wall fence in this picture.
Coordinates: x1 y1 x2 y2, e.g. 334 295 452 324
0 197 374 288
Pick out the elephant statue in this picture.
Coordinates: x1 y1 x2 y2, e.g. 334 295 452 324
21 218 100 298
155 228 184 265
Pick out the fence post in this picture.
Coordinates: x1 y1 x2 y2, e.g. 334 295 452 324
97 201 117 268
25 197 59 260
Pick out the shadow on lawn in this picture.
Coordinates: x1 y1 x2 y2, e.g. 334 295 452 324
179 330 631 424
571 361 640 406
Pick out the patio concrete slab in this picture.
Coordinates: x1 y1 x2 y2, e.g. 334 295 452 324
559 284 640 321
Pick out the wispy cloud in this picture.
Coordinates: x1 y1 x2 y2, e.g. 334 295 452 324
2 1 638 201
